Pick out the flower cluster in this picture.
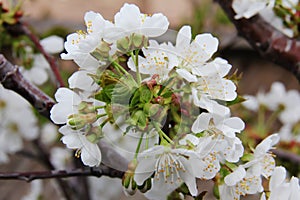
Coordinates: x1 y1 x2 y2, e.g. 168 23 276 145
0 85 38 163
242 82 300 142
49 3 300 199
232 0 300 37
17 36 64 85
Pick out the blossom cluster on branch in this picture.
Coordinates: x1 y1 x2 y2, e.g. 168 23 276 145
46 3 300 199
1 1 300 200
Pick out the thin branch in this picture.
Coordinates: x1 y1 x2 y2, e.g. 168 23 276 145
0 165 124 182
272 149 300 165
19 21 65 87
0 54 54 119
32 139 73 200
215 0 300 82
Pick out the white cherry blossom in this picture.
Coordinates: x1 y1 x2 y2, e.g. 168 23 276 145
0 86 38 163
61 11 114 70
20 36 64 85
219 167 263 200
127 40 178 80
59 125 102 167
192 112 245 163
134 145 205 196
50 87 82 124
264 166 300 200
232 0 275 19
172 25 219 82
243 134 280 178
113 3 169 38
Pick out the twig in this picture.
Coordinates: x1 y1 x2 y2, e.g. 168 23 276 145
19 21 65 87
33 139 74 200
0 54 55 118
215 0 300 82
272 149 300 165
0 165 124 182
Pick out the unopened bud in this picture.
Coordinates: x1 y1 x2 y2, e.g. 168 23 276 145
122 160 138 196
90 40 111 61
131 33 148 49
77 102 95 114
67 113 97 129
117 36 131 52
86 126 103 143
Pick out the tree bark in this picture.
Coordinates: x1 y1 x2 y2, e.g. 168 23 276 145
216 0 300 82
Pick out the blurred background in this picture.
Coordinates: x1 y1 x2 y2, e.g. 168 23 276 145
0 0 299 199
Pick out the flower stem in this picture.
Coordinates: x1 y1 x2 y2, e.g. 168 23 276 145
96 113 107 119
100 118 110 128
153 122 174 144
130 50 141 85
134 132 145 159
109 58 130 75
94 105 106 110
265 107 282 131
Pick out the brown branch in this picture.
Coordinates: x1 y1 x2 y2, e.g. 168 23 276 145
0 165 124 182
215 0 300 82
21 22 65 87
0 54 55 118
272 149 300 165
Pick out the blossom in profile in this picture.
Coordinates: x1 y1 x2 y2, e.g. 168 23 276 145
59 125 102 167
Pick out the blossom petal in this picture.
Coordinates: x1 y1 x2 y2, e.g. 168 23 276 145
40 35 64 54
134 158 156 185
191 113 211 133
225 166 246 186
141 13 169 37
176 25 191 48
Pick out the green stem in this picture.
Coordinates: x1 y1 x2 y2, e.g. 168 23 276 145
94 105 106 110
257 105 266 136
265 107 283 131
109 57 129 75
157 77 174 96
100 118 110 128
134 132 145 159
130 51 141 85
96 113 107 119
153 122 174 144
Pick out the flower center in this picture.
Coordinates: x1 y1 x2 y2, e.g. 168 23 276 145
154 152 186 184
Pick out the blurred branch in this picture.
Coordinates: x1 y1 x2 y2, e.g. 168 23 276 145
5 21 65 87
215 0 300 82
0 165 124 182
272 149 300 165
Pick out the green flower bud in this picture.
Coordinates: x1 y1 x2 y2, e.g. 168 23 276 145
67 113 97 129
131 33 149 49
117 36 131 52
122 160 138 196
90 40 111 61
77 102 95 114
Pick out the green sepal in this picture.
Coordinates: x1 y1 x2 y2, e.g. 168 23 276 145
226 95 246 106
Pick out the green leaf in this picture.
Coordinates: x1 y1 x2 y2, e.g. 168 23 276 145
130 88 141 107
140 85 153 103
